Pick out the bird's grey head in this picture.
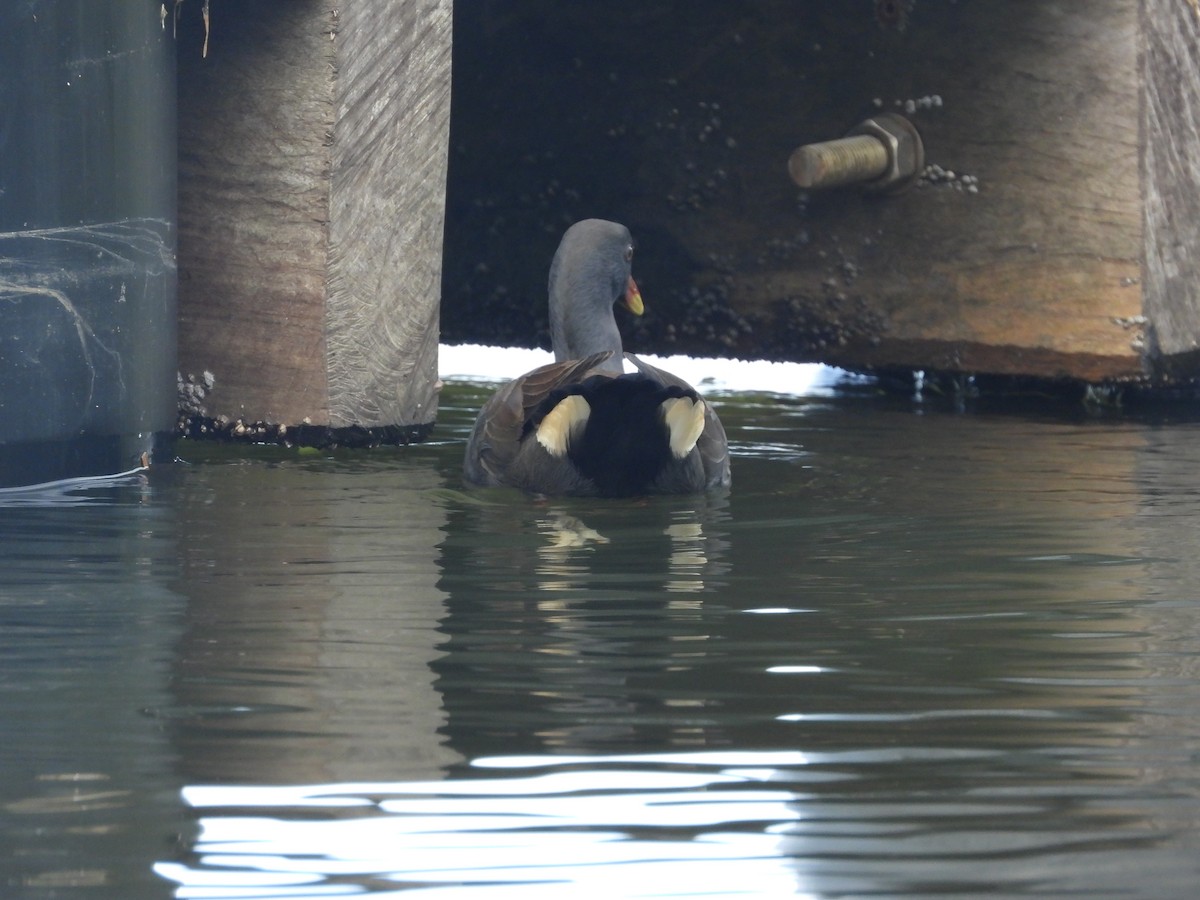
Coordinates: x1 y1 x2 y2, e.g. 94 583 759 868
548 219 637 364
550 218 634 309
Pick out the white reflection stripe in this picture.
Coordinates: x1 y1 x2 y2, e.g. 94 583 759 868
163 844 810 898
438 343 847 396
183 769 748 809
472 750 813 769
189 791 798 850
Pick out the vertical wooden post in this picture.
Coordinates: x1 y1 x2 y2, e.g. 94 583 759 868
326 2 451 428
1141 0 1200 379
177 0 450 434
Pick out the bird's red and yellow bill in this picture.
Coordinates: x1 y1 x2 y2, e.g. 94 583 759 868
624 276 644 316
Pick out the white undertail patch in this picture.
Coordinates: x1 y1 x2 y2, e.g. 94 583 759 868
536 394 591 457
661 396 706 459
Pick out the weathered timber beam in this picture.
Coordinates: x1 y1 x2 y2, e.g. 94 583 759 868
177 0 450 431
442 1 1175 386
1142 0 1200 379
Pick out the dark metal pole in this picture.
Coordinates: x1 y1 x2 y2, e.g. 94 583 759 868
0 1 177 487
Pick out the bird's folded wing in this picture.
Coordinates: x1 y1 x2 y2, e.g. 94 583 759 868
626 352 731 487
472 351 617 480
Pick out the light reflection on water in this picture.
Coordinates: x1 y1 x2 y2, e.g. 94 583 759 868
157 756 807 898
4 368 1200 897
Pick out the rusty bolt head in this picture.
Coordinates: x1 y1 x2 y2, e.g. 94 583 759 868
847 113 924 193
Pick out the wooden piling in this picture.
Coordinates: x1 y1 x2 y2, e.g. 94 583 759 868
1142 0 1200 380
176 0 451 433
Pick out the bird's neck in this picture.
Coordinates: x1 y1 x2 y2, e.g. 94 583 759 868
549 256 627 373
554 315 622 362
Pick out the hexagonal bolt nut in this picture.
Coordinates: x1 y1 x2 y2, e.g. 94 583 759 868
788 113 924 194
847 113 924 193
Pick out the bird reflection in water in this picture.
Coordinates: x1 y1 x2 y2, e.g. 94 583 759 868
533 502 727 597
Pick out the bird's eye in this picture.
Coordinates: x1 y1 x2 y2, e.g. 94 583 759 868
624 245 634 262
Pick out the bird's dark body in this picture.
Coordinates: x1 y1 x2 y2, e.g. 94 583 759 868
527 375 699 497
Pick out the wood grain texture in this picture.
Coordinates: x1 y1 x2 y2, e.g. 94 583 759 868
177 0 450 428
441 0 1150 383
1142 0 1200 375
326 0 451 427
720 0 1146 381
176 1 335 424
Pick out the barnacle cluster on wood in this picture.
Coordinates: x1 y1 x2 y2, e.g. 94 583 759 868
874 0 915 31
